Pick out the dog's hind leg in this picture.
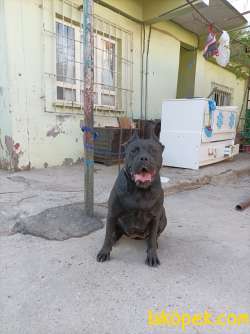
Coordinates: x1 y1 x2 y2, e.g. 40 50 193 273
158 208 167 236
113 226 123 243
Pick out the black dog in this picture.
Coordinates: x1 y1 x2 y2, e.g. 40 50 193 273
97 132 167 266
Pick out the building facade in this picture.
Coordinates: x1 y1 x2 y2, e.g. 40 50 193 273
0 0 248 169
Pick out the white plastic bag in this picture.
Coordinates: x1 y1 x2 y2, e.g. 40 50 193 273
216 31 230 67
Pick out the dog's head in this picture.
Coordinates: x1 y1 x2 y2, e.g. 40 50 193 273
124 131 164 189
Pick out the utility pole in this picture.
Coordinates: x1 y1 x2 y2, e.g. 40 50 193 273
83 0 94 216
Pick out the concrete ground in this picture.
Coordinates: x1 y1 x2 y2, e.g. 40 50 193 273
0 153 250 236
1 176 250 334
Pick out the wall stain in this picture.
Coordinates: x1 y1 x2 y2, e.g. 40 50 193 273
56 115 70 123
62 158 74 166
20 162 31 171
0 134 4 150
0 159 10 169
46 127 60 138
4 136 22 171
61 157 82 167
46 125 65 138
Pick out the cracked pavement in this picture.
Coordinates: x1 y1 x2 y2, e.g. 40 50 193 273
0 174 250 334
1 154 250 236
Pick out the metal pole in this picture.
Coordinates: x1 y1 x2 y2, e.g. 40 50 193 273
83 0 94 216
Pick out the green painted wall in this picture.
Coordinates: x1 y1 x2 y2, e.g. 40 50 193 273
195 51 246 107
94 3 181 120
1 0 248 168
99 0 143 21
146 28 180 119
195 51 247 129
0 0 13 168
177 47 197 98
152 21 198 47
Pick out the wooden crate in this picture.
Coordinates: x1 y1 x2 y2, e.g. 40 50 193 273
94 127 136 166
133 119 161 139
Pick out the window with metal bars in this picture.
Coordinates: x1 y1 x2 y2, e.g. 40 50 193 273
211 82 233 106
94 33 117 108
56 20 78 102
52 9 133 113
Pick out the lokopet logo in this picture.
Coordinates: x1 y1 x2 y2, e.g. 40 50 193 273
147 309 250 331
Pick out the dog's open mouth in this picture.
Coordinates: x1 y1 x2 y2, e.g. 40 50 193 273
133 168 155 184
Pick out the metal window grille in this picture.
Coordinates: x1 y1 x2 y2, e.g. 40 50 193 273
211 82 233 106
42 0 133 115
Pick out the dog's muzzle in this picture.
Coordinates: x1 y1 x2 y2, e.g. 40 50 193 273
132 166 156 186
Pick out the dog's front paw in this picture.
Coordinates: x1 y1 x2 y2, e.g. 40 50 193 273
145 249 160 267
97 248 111 262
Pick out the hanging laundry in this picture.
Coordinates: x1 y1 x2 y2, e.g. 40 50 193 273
203 25 219 59
216 31 230 67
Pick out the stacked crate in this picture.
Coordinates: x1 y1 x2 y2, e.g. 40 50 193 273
94 127 136 166
241 109 250 152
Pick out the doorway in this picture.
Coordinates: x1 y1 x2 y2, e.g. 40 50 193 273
177 44 197 98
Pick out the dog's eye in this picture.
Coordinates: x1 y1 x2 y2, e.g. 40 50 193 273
149 146 157 154
131 147 139 154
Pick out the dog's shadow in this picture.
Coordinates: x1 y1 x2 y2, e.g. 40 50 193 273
111 233 169 265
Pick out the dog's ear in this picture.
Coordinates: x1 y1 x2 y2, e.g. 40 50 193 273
149 124 164 151
149 124 160 142
154 121 161 139
122 131 139 149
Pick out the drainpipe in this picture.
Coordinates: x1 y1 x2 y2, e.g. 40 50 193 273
145 25 152 120
83 0 94 217
140 24 145 120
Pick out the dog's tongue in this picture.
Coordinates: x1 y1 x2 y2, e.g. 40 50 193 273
134 172 152 183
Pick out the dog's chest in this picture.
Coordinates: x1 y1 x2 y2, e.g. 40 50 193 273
118 210 153 239
120 188 156 211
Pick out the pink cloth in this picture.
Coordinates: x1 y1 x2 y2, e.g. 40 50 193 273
203 32 219 59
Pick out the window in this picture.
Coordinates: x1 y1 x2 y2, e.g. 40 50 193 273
94 34 117 107
211 82 233 106
56 20 81 103
56 23 118 107
54 14 133 112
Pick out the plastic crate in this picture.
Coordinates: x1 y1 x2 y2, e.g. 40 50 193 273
245 109 250 129
240 110 250 144
242 145 250 153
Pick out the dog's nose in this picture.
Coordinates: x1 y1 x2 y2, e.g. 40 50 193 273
140 156 148 162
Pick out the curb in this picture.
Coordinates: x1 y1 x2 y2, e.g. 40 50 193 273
163 167 250 196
